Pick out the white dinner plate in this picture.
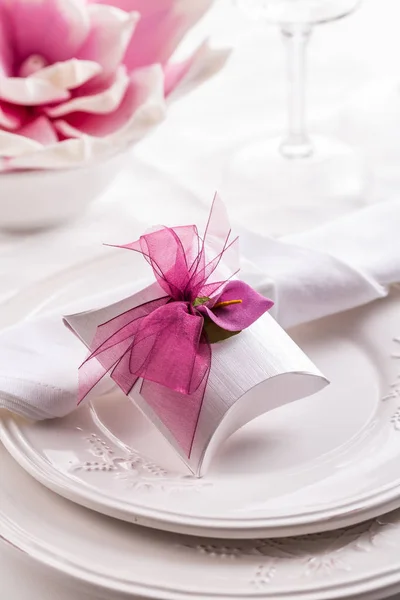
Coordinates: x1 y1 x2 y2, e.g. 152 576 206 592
1 254 400 538
3 440 400 600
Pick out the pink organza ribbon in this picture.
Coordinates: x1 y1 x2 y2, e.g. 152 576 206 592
79 196 273 457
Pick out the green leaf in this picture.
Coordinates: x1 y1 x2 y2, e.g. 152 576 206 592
203 318 241 344
193 296 210 307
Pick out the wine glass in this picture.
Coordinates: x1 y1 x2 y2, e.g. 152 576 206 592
222 0 367 236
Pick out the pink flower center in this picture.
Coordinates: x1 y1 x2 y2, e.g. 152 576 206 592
18 54 49 78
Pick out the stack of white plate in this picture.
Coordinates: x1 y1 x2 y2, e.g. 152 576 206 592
2 253 400 600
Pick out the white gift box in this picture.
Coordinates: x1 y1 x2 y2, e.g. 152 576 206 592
65 281 328 477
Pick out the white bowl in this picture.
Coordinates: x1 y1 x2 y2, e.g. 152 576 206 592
0 154 125 231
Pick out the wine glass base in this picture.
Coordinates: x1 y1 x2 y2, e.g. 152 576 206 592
221 135 369 237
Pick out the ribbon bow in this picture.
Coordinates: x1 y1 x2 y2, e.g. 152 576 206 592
79 196 273 457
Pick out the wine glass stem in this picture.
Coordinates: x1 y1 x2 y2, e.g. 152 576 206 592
280 23 313 159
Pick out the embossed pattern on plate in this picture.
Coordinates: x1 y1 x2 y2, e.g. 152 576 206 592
1 254 400 538
2 442 400 600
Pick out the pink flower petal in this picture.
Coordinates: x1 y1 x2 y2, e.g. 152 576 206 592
198 280 274 332
0 77 70 105
165 42 230 98
101 0 213 71
77 4 138 79
18 54 49 77
0 129 43 157
45 66 129 118
164 57 193 98
17 116 59 146
32 59 102 91
0 101 26 130
4 136 110 170
3 0 90 63
0 6 12 77
53 64 165 139
96 0 175 18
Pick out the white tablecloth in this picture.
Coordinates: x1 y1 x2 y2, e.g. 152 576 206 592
2 0 400 598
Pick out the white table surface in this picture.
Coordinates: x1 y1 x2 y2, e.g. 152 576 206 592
2 0 400 598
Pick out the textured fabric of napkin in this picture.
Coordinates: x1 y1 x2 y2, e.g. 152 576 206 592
240 198 400 329
0 199 399 421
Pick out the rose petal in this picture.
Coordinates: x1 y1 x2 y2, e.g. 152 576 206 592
31 59 102 90
45 66 129 118
0 129 43 157
3 0 90 63
0 101 26 130
3 136 111 170
103 0 213 71
198 280 274 332
96 0 174 16
165 42 231 98
0 77 70 105
77 4 138 79
164 57 194 98
0 6 12 77
53 64 165 140
2 68 165 169
17 116 59 146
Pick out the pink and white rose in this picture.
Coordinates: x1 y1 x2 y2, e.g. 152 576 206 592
0 0 222 170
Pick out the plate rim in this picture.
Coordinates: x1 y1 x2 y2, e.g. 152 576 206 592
3 453 400 600
4 413 400 540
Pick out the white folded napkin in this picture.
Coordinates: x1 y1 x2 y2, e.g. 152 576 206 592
0 199 399 421
240 198 400 329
